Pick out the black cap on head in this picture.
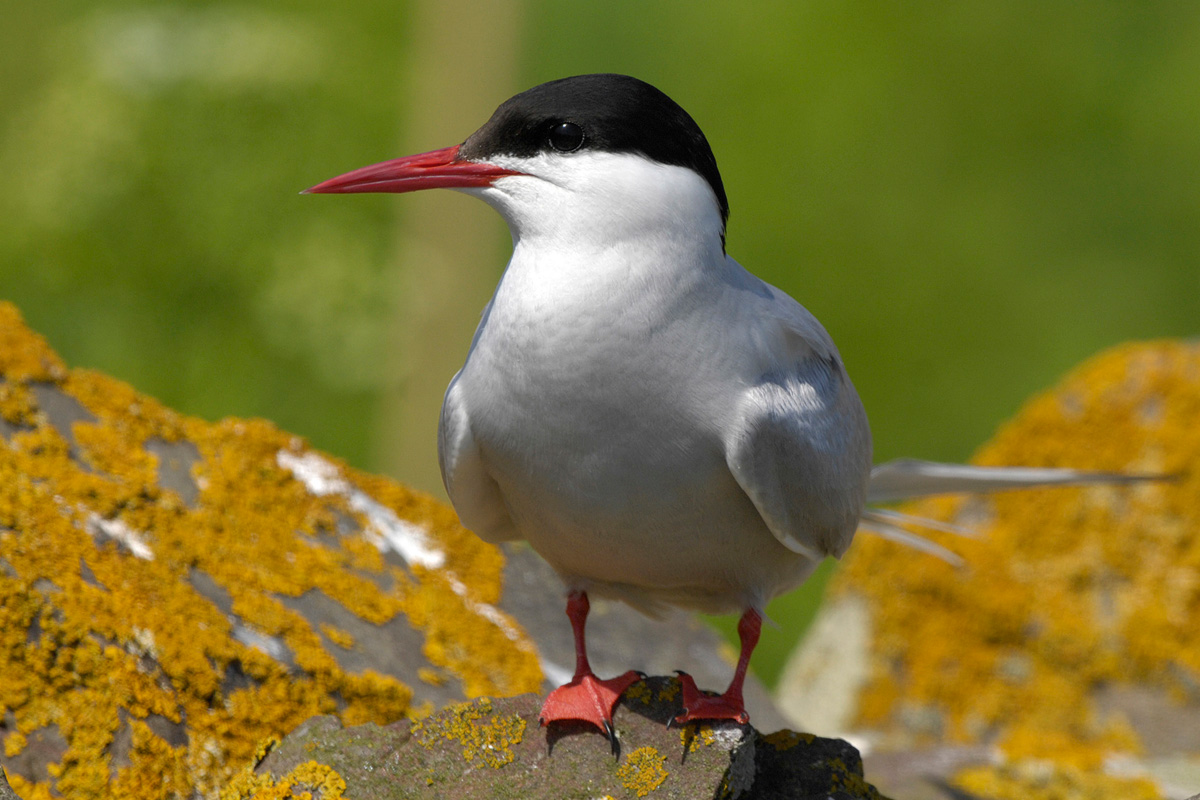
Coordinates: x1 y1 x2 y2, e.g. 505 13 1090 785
460 74 730 226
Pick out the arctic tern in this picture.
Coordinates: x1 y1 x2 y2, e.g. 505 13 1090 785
307 73 1151 738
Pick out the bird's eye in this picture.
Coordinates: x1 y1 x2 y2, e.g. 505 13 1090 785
547 122 585 153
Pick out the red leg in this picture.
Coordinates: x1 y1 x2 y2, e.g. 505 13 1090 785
539 591 642 735
675 607 761 725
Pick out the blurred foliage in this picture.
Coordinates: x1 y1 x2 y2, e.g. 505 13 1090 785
4 1 1198 688
2 0 410 466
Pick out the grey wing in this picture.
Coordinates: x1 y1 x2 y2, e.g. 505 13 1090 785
438 374 520 543
725 352 872 560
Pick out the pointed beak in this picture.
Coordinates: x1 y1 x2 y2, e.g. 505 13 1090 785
303 145 520 194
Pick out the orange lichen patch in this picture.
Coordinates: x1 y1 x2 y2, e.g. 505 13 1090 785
337 670 412 727
835 340 1200 769
417 666 445 686
0 302 66 381
399 566 540 699
0 302 542 799
218 759 347 800
108 721 191 800
953 761 1161 800
317 624 355 650
616 746 669 798
4 731 27 758
6 773 57 800
72 420 160 488
411 697 526 768
0 380 38 427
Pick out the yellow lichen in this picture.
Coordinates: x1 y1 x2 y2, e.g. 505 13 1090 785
411 697 526 768
623 679 653 706
4 731 27 758
0 302 66 381
679 722 731 754
761 729 815 751
0 302 543 799
218 759 347 800
7 773 58 800
417 667 445 686
655 678 681 703
826 757 884 799
108 721 191 800
835 340 1200 775
616 746 668 798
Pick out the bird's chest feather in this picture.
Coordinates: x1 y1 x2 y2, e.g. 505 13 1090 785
459 250 725 493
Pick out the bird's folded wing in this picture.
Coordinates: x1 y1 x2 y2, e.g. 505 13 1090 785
866 458 1163 503
725 353 871 561
438 375 520 543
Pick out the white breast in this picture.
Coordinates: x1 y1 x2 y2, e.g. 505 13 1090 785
443 152 843 614
455 263 821 612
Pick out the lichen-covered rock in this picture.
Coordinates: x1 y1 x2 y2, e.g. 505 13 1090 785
780 340 1200 799
0 302 543 798
228 676 890 800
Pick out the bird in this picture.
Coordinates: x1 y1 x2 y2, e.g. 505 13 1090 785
305 74 1156 739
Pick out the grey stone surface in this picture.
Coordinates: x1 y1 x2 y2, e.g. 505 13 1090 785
255 676 891 799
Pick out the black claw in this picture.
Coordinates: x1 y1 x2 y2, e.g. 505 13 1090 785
604 720 618 756
635 670 648 679
674 669 690 677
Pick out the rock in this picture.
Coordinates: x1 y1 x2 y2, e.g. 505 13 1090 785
0 769 18 800
225 676 891 799
0 302 542 798
778 340 1200 800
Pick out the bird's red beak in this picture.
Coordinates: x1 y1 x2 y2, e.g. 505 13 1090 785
303 145 520 194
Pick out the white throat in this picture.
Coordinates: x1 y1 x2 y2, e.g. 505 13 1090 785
465 150 726 265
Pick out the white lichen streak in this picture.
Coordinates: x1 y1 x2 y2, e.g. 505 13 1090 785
232 624 291 661
446 574 531 648
276 449 444 569
539 658 574 688
276 448 534 650
84 510 154 560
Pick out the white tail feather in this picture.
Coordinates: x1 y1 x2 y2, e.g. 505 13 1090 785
858 459 1170 562
860 506 979 538
858 509 964 566
866 458 1163 504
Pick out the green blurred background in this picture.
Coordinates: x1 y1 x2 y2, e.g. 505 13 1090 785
4 1 1197 689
